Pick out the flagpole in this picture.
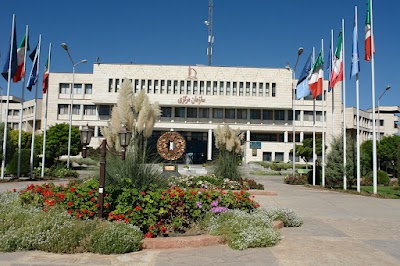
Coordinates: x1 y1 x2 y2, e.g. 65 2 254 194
355 6 361 193
321 38 325 187
312 47 316 186
17 25 29 178
370 0 377 194
1 14 16 180
342 18 347 190
331 30 335 139
41 43 51 178
30 34 41 179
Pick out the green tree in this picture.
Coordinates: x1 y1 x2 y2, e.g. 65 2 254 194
378 135 400 178
292 137 323 168
0 123 16 165
360 139 372 175
9 130 32 149
45 123 81 166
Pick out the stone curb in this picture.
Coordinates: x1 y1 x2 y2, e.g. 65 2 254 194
142 220 284 249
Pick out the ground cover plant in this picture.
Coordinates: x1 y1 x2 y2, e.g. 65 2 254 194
169 175 264 190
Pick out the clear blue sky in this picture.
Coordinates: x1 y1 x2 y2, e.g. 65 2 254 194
1 0 398 110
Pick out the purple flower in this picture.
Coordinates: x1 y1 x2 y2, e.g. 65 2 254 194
196 202 202 208
211 200 219 207
211 206 229 213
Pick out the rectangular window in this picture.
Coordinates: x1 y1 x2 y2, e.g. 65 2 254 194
180 81 185 94
275 110 285 120
187 107 197 118
219 81 224 95
161 107 172 117
263 110 273 120
58 104 69 115
59 83 69 94
154 80 159 94
199 108 209 118
250 109 261 119
226 82 231 96
187 80 191 94
263 152 272 162
265 83 270 97
213 81 217 95
98 105 110 116
252 82 257 96
289 153 300 162
173 80 178 94
258 83 263 96
147 80 152 94
108 79 113 93
288 110 300 121
239 82 244 96
245 82 250 96
193 81 198 94
237 109 247 119
115 79 120 93
134 79 139 93
206 81 211 95
141 79 146 90
73 84 82 95
232 82 237 96
84 84 93 94
167 80 172 94
272 83 276 97
275 152 284 162
200 81 205 94
175 107 185 118
72 104 80 115
380 120 384 126
84 105 96 116
225 109 235 119
160 80 165 94
213 108 223 119
304 111 314 121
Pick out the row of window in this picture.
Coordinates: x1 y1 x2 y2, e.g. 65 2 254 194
109 79 277 97
262 152 300 162
58 104 96 116
59 83 93 95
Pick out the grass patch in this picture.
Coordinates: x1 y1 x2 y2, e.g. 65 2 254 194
250 170 283 176
360 186 400 199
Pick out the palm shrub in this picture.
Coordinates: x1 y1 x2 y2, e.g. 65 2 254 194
213 125 244 181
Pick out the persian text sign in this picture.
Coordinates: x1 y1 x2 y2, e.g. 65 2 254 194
178 95 206 105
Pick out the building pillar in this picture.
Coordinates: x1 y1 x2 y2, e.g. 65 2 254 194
284 131 288 142
300 131 304 142
94 126 99 137
207 129 212 160
246 130 251 142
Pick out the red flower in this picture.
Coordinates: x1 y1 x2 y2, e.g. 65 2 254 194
135 206 142 211
161 195 165 200
70 187 76 193
170 193 175 197
89 211 95 216
124 218 129 223
90 197 96 202
144 232 154 238
67 210 73 214
95 203 100 208
179 192 184 197
76 213 83 218
67 201 73 206
105 203 110 207
13 188 16 192
140 191 145 195
161 226 166 232
83 209 89 213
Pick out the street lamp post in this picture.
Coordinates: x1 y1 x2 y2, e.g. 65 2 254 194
291 47 304 178
61 43 87 169
80 124 131 218
377 85 391 142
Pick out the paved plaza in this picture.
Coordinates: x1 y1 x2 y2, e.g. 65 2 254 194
0 167 399 265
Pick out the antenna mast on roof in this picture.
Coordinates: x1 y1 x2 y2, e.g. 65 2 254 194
205 0 214 66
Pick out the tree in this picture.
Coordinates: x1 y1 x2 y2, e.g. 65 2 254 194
0 123 16 166
378 135 400 178
360 139 372 175
45 123 81 166
292 137 323 168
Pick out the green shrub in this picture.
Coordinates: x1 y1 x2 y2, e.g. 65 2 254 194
363 170 390 186
70 157 98 166
86 222 142 254
207 209 280 250
284 175 308 185
53 168 79 179
262 207 303 227
6 149 38 177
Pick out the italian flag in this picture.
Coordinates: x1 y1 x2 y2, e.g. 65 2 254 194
365 0 374 61
42 58 49 93
13 34 29 83
308 50 324 99
330 31 343 89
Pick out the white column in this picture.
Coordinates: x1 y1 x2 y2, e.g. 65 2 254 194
300 131 304 142
246 130 250 142
94 126 99 137
207 129 212 160
284 131 288 142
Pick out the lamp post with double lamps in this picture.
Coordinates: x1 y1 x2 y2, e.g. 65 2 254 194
61 43 87 169
289 47 304 178
377 85 391 142
80 124 131 218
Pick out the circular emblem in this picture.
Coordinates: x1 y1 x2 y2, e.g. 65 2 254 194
157 132 186 161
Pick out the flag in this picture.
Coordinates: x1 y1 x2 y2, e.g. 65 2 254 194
308 49 324 98
327 41 333 91
351 10 360 77
26 48 38 91
329 31 343 89
13 34 30 83
1 20 18 81
365 0 374 61
296 52 312 99
42 58 50 93
29 45 37 61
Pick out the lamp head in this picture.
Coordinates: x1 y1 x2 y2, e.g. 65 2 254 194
298 47 304 56
386 85 391 91
61 43 68 51
81 59 88 64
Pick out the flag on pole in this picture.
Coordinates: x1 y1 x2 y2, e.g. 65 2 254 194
296 52 312 99
42 57 50 93
351 10 360 77
29 45 37 62
309 49 324 98
365 0 374 61
327 41 333 91
13 34 29 83
1 21 18 81
329 31 343 89
26 45 39 91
